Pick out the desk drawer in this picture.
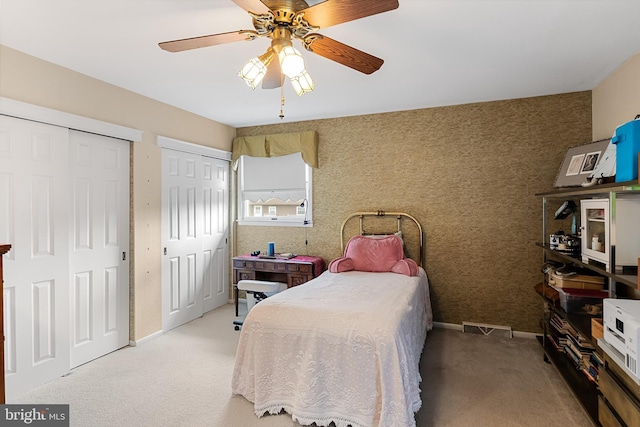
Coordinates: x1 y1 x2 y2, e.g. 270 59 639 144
600 395 624 427
600 368 640 427
297 263 312 273
605 354 640 402
233 259 250 269
289 273 312 287
286 263 311 273
235 270 256 282
270 262 287 272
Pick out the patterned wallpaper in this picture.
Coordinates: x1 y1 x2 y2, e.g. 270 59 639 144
235 91 592 332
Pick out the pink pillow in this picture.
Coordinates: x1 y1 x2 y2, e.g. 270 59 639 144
391 259 419 276
345 235 404 272
328 235 418 276
327 256 354 273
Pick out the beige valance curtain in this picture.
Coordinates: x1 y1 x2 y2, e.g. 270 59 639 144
231 130 319 169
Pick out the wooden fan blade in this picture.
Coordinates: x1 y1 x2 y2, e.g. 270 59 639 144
305 35 383 74
300 0 399 29
262 59 283 89
159 30 257 53
231 0 271 15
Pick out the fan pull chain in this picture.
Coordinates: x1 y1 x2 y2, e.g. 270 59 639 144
279 84 285 120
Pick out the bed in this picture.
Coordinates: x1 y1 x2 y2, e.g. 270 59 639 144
231 211 433 427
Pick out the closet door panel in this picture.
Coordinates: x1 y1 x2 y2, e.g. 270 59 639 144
69 130 129 369
0 114 70 399
202 157 228 313
161 149 204 331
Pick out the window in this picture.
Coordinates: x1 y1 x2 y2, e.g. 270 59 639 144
237 152 312 226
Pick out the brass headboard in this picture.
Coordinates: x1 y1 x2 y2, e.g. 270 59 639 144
339 211 424 267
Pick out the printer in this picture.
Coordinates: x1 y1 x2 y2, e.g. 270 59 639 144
603 298 640 381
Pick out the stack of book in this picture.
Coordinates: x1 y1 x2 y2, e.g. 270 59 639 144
566 333 598 382
548 313 602 383
548 313 570 352
586 351 604 382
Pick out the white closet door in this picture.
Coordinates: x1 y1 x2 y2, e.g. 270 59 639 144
69 130 129 368
161 149 229 331
202 156 229 313
0 115 71 398
162 149 204 331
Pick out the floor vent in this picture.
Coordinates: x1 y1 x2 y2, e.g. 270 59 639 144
462 322 513 338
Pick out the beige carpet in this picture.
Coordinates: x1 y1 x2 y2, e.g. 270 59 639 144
13 303 592 427
416 326 592 426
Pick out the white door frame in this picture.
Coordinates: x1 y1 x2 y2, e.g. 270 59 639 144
157 136 231 161
0 97 142 142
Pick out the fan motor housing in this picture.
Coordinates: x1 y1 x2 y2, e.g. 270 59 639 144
273 9 296 24
264 0 310 14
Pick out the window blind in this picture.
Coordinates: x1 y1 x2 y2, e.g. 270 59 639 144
240 152 307 202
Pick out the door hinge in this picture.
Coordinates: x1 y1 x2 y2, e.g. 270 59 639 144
164 247 167 255
122 251 126 261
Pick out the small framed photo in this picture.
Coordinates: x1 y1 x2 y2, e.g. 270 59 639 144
581 152 600 174
554 139 611 187
565 154 585 176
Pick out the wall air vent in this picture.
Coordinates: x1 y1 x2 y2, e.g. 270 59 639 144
462 321 513 338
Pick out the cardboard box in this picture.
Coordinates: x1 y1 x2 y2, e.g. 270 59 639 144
592 318 604 340
549 272 604 290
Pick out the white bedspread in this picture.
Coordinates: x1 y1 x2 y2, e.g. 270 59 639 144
231 268 433 427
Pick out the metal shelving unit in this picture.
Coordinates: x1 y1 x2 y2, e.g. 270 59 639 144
537 180 640 297
536 180 640 426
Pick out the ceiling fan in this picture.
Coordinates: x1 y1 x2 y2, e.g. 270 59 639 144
158 0 399 96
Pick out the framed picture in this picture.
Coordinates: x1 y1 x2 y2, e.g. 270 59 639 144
554 139 611 187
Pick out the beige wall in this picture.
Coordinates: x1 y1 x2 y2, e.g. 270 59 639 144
0 45 236 340
236 92 592 332
593 51 640 140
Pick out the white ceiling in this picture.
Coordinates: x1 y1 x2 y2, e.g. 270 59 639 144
1 0 640 128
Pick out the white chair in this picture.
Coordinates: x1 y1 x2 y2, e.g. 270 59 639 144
233 280 287 330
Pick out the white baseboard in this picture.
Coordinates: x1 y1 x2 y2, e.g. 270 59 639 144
513 330 539 339
432 321 538 339
129 329 163 347
433 321 462 331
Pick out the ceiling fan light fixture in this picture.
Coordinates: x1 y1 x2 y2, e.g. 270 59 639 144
238 49 274 89
160 0 398 97
290 69 314 96
278 45 305 78
238 57 267 89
